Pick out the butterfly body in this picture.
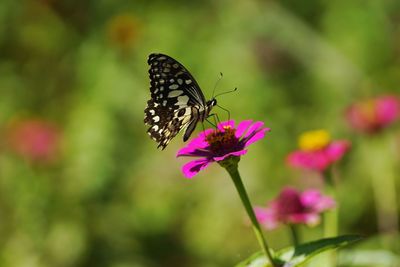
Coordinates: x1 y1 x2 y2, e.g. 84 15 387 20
144 53 216 150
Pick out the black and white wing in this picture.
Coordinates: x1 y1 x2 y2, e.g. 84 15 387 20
144 53 206 150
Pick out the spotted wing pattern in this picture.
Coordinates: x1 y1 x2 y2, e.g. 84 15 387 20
144 53 206 150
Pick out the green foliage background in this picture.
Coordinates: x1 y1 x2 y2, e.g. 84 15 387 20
0 0 399 266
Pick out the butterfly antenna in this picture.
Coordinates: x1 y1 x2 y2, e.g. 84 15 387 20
212 72 223 98
214 87 238 98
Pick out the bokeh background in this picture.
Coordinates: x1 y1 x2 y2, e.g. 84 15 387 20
1 0 400 266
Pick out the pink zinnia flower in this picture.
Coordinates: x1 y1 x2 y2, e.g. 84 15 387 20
177 120 270 178
286 130 350 172
346 95 400 134
255 187 336 230
7 118 61 162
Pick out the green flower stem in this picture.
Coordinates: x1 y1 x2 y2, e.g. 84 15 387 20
323 169 338 267
220 157 277 267
323 206 338 267
323 170 338 238
367 136 399 242
323 206 338 238
289 224 299 247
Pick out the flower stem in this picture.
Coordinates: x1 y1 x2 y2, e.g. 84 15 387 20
221 158 277 267
367 136 399 244
289 224 299 247
323 169 338 267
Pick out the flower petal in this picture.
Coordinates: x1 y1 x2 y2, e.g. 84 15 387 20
325 140 350 162
288 213 320 226
243 121 265 138
300 190 322 207
199 129 215 138
213 149 247 161
301 190 336 212
217 120 235 131
181 158 211 178
244 128 270 147
254 207 279 230
376 95 400 124
286 150 330 171
346 95 400 133
235 120 253 138
177 142 210 157
176 129 213 157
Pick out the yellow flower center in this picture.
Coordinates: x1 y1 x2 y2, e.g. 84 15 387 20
205 126 238 153
298 129 331 151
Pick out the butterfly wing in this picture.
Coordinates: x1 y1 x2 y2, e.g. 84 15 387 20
144 101 193 149
147 53 206 106
144 53 206 149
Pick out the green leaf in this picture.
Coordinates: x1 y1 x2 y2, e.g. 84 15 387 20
235 251 280 267
277 235 362 266
235 235 362 267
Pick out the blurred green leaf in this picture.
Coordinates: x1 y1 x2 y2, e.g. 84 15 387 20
235 251 274 267
278 235 362 266
236 235 362 267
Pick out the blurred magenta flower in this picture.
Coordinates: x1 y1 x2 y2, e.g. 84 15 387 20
177 120 270 178
286 130 350 172
7 118 61 162
255 187 336 230
346 95 400 134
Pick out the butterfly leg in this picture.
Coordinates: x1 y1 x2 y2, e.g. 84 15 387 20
216 104 231 121
206 113 221 131
205 117 217 128
209 113 221 124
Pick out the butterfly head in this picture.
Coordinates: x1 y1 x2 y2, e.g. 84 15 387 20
207 98 217 108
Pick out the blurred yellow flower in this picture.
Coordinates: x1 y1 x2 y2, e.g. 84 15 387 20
298 129 331 151
107 14 140 50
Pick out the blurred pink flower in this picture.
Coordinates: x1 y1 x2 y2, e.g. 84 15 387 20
177 120 270 178
286 130 350 172
255 187 336 230
346 95 400 134
7 119 61 162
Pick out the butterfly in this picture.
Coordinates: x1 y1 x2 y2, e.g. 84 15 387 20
144 53 217 150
